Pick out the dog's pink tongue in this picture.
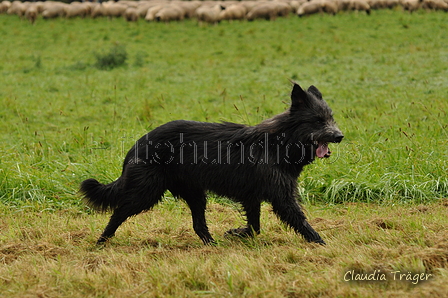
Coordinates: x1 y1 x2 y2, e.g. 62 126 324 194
316 142 329 158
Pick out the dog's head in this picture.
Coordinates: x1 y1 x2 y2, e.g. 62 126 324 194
290 82 343 158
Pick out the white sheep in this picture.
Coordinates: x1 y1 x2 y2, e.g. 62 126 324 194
124 6 139 22
145 4 165 21
348 0 372 14
155 5 184 22
387 0 401 8
0 1 12 14
42 2 68 19
422 0 448 10
239 1 260 12
321 0 339 15
289 0 308 12
136 2 155 18
196 4 225 25
219 4 247 21
265 1 293 18
7 1 27 17
25 4 38 24
334 0 352 10
91 3 106 18
246 2 279 21
367 0 384 9
65 3 89 19
399 0 422 12
297 1 323 17
177 1 201 19
104 3 127 18
120 0 138 8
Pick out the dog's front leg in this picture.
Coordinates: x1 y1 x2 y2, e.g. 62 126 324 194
271 197 325 245
183 190 216 245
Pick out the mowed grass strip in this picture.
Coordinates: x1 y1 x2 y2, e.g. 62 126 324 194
1 201 447 297
0 10 447 297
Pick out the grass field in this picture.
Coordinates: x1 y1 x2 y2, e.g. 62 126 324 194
0 9 447 297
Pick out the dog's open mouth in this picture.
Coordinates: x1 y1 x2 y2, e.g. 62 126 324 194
315 141 331 158
313 133 343 158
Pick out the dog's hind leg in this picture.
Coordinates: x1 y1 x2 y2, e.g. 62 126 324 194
97 193 164 244
271 197 325 245
96 171 166 244
97 203 143 244
225 199 261 238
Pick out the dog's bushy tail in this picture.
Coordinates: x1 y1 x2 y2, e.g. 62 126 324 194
80 178 122 212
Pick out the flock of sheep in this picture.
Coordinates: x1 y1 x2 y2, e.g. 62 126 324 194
1 0 447 24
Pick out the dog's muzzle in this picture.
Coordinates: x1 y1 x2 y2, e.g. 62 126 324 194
333 133 344 143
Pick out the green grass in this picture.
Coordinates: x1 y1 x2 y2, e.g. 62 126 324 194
0 10 447 297
0 11 446 209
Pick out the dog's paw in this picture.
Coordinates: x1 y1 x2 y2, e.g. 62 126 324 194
202 238 218 246
206 240 218 246
312 238 326 246
96 236 110 245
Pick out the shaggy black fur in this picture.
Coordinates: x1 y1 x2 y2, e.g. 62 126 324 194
80 82 343 245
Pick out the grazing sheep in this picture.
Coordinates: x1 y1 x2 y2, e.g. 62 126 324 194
240 1 261 12
196 4 225 25
91 3 103 18
275 1 293 17
65 3 89 19
136 2 154 18
373 0 400 9
386 0 401 8
297 1 323 17
399 0 422 11
348 0 372 14
367 0 384 9
7 1 27 17
219 4 247 21
366 0 398 9
321 0 339 14
334 0 352 10
25 5 38 24
124 7 139 22
155 5 184 22
0 1 12 14
177 1 201 19
120 0 138 8
34 1 45 14
422 0 448 10
104 2 127 18
289 0 308 12
145 4 165 21
42 2 68 19
246 2 279 21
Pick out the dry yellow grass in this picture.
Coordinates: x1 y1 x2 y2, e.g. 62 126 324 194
1 200 447 297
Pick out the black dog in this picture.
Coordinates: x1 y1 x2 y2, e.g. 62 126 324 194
80 82 343 245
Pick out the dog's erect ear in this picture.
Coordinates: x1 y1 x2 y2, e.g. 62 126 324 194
290 82 308 109
307 85 322 100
